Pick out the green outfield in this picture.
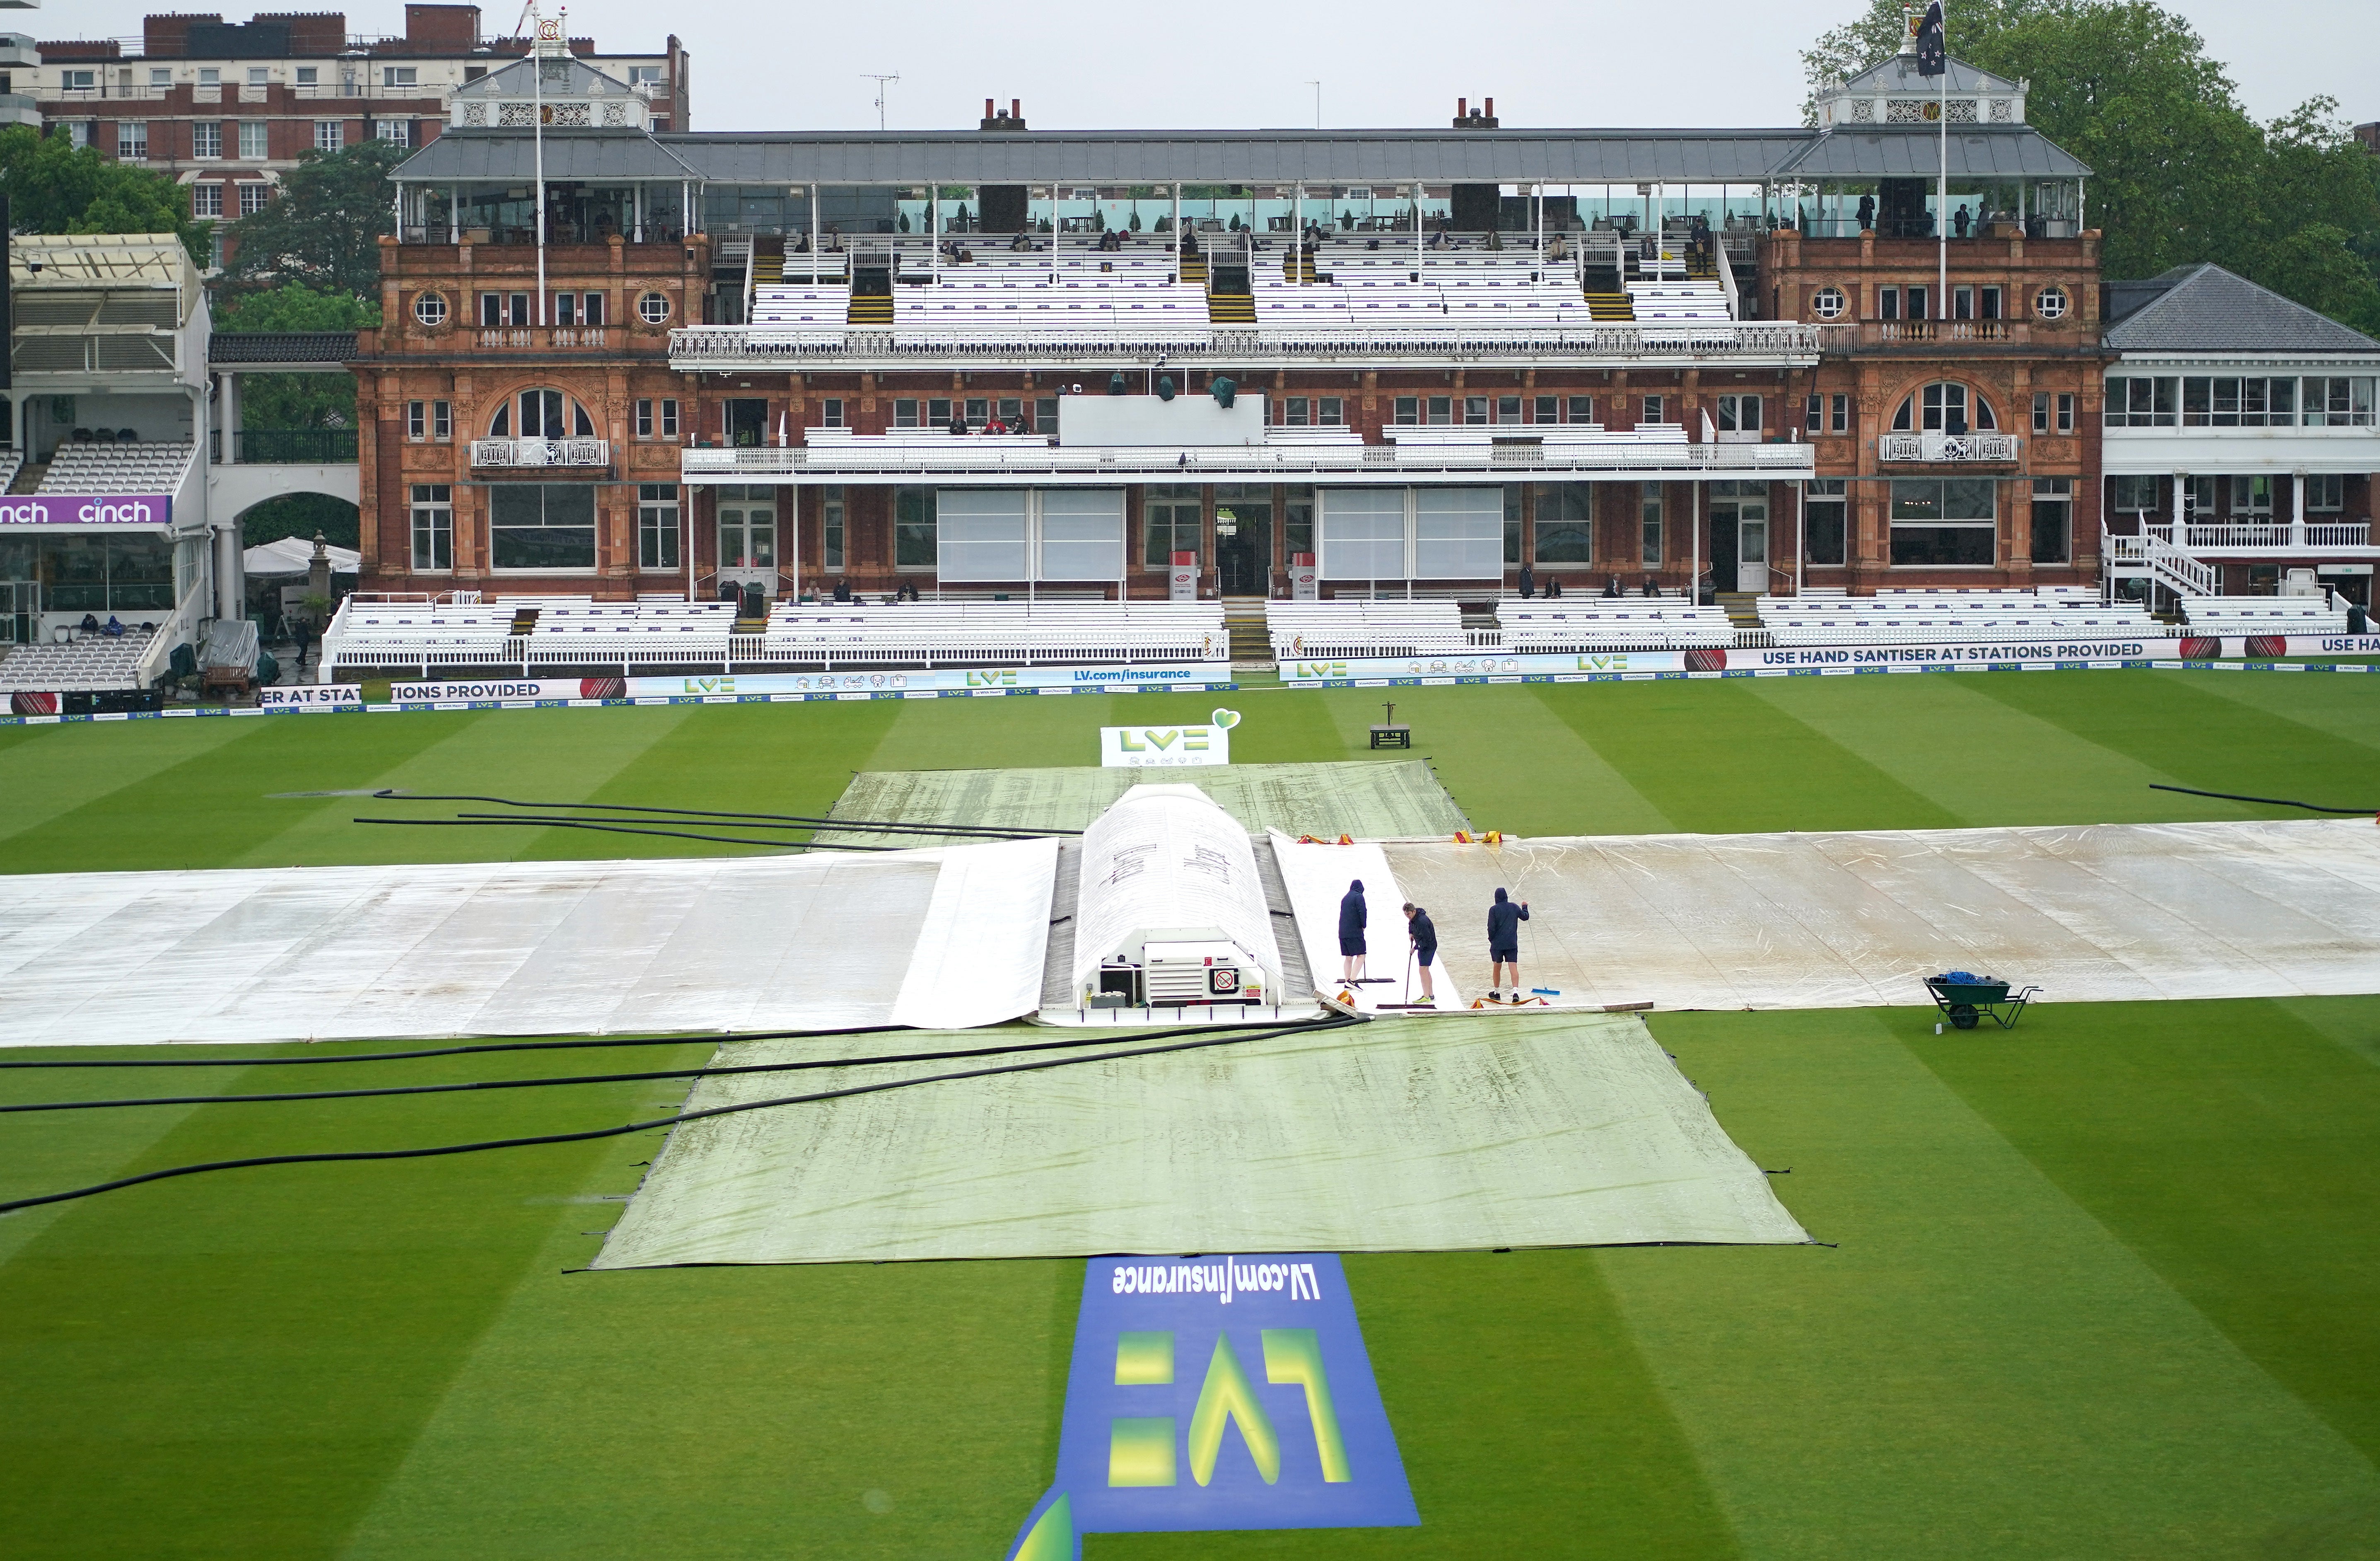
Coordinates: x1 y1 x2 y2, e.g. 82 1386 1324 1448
2 669 2376 1558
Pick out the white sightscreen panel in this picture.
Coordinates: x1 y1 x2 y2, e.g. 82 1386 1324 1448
1319 487 1407 580
1415 487 1506 579
937 488 1030 581
1036 488 1125 580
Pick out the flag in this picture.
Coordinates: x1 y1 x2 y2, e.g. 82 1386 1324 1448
1915 0 1947 77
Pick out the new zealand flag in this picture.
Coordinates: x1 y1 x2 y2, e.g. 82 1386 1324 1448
1915 0 1948 77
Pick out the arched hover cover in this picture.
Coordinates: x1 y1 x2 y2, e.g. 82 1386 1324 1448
1071 784 1285 1008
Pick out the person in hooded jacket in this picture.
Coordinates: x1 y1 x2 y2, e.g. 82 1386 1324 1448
1487 887 1530 1001
1402 901 1438 1005
1338 878 1368 981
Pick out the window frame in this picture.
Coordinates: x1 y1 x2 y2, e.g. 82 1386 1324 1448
636 482 681 571
636 290 671 326
409 483 454 572
1810 284 1847 321
822 484 847 571
2035 285 2070 320
1804 478 1848 566
412 291 448 329
489 482 599 573
1530 483 1594 567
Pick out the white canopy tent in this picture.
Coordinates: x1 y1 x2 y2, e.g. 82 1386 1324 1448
243 536 361 579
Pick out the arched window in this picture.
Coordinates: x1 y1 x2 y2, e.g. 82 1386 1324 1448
1891 382 1996 433
488 388 597 440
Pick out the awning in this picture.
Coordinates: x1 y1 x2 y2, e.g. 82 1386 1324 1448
244 536 361 578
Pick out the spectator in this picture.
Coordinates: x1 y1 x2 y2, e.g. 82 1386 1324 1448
1545 575 1563 599
1517 564 1536 600
1954 203 1972 239
948 413 970 435
832 578 853 603
1856 193 1876 232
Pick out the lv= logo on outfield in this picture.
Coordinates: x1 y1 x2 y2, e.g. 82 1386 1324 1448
1006 1254 1417 1559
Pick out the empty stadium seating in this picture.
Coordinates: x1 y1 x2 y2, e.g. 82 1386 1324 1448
321 601 519 675
1265 601 1469 659
0 629 155 692
2180 598 2352 634
38 440 195 494
1758 590 2160 645
763 601 1226 667
1497 602 1736 649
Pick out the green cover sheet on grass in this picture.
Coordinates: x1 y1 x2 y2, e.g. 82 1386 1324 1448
826 757 1470 847
593 1010 1809 1268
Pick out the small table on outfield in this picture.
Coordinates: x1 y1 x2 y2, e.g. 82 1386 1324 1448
1369 725 1411 749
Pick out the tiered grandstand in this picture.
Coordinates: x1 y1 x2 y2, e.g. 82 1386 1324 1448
765 601 1225 667
0 630 156 693
35 439 196 493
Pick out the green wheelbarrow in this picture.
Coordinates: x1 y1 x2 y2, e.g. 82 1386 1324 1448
1924 972 2040 1032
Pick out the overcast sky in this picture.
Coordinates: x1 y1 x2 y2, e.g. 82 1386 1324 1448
53 0 2380 135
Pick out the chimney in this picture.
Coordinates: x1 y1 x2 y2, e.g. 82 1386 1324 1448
144 14 220 58
403 4 482 52
979 97 1026 131
1451 96 1497 130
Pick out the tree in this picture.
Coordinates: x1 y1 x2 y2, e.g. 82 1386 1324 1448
215 283 379 444
0 126 212 263
1800 0 2380 327
224 138 407 301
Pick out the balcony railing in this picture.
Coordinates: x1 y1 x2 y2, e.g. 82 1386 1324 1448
2126 520 2374 551
669 321 1824 372
1878 431 2021 463
472 437 610 469
682 436 1815 481
475 326 610 350
234 428 360 464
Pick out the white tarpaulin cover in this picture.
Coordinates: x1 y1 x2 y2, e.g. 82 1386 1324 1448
1381 820 2380 1012
0 837 1057 1045
1269 832 1465 1012
591 1010 1810 1269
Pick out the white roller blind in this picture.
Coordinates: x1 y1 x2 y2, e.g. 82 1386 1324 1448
1319 488 1407 580
1415 487 1505 579
1037 488 1125 580
937 489 1030 581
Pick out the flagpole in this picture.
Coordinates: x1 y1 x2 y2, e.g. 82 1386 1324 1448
1938 2 1948 319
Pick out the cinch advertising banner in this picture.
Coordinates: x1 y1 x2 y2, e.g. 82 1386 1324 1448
625 664 1226 698
1005 1254 1417 1560
1101 709 1236 768
258 684 364 708
0 495 174 527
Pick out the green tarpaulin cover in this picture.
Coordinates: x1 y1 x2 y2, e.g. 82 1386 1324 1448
592 1011 1809 1269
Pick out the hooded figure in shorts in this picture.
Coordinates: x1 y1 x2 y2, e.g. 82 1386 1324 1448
1339 878 1368 981
1487 887 1530 1001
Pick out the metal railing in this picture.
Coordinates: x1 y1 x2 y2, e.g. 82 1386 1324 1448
471 437 611 469
235 428 359 464
2124 520 2374 551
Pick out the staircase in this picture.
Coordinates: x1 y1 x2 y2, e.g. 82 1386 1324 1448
8 461 46 495
1223 598 1273 671
751 239 784 287
1716 591 1764 629
1584 291 1635 321
507 604 541 636
1178 250 1208 288
847 289 894 326
733 597 772 635
1281 249 1317 284
1207 285 1256 325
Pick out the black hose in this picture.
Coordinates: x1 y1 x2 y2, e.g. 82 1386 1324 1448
448 811 1058 843
0 1015 1359 1215
351 817 889 851
2148 783 2376 815
0 1028 910 1070
374 791 1082 837
0 1025 1251 1114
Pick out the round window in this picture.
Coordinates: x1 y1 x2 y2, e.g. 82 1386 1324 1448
637 290 671 325
1810 285 1847 321
412 291 449 328
2035 285 2070 321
